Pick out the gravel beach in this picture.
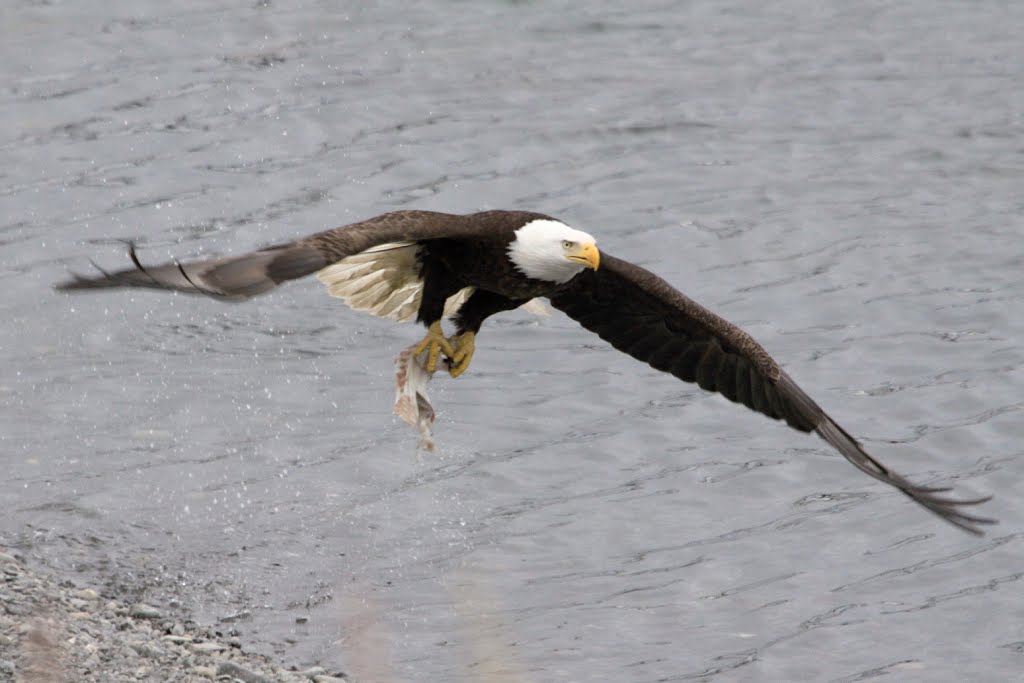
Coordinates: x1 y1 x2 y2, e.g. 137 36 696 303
0 551 347 683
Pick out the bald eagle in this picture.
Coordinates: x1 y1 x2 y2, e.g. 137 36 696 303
57 210 993 534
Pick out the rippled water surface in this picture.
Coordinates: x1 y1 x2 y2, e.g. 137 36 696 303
3 1 1023 680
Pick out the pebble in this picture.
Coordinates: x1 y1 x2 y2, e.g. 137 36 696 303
130 642 165 659
220 609 252 623
216 660 276 683
75 588 100 601
191 641 227 653
130 603 162 619
312 676 348 683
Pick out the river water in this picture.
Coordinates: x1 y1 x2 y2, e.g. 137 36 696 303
2 1 1023 681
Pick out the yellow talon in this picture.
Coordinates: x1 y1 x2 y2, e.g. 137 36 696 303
448 330 476 378
412 321 456 373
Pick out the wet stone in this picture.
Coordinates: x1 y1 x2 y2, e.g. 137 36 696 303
130 603 162 619
216 660 276 683
130 642 165 659
191 641 227 653
69 597 94 610
220 609 252 623
74 588 100 601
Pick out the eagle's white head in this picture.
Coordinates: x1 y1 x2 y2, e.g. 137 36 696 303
508 219 600 283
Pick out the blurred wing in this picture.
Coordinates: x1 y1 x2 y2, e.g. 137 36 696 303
549 255 994 535
55 210 481 300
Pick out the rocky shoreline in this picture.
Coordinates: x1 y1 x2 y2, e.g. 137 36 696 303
0 551 347 683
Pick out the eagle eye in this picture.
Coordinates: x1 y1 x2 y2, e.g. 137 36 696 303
562 240 574 250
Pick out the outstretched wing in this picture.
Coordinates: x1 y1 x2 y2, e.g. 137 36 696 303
55 210 490 300
548 254 994 535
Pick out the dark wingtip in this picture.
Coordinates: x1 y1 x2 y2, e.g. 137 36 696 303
54 274 93 291
55 243 223 298
884 463 998 535
812 418 997 536
892 481 997 536
55 243 151 293
55 261 124 291
905 489 997 536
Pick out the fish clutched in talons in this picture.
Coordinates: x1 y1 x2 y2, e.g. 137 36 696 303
412 320 456 372
394 344 438 453
394 328 476 452
447 331 476 378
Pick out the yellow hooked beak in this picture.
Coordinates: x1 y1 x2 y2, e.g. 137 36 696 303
566 242 600 270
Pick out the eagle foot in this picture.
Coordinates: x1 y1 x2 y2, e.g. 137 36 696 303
448 331 476 378
412 321 456 373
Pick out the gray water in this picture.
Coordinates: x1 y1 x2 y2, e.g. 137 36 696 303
3 1 1023 680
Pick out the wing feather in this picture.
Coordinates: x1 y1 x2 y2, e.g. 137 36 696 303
56 210 490 299
548 254 994 535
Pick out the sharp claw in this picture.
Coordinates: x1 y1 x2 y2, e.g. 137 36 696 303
411 338 430 357
413 322 456 373
448 331 476 378
427 339 446 372
411 324 475 376
449 358 468 378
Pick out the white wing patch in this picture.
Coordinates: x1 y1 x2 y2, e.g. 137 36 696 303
518 298 552 316
316 242 472 322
